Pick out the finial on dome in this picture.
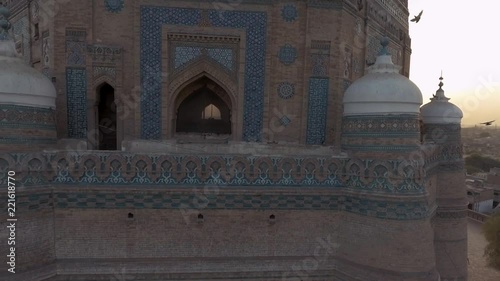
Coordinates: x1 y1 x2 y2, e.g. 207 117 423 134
431 74 449 101
0 4 11 40
438 73 444 89
378 35 391 56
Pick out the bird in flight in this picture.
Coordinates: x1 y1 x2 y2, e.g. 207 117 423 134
411 10 423 23
480 120 495 126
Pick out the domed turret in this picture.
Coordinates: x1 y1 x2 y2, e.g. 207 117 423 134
0 6 57 150
420 76 463 124
343 37 423 116
341 36 423 153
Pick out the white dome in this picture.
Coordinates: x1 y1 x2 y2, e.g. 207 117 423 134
421 78 463 124
343 50 423 116
0 41 56 108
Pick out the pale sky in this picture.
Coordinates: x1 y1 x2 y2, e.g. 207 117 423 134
408 0 500 126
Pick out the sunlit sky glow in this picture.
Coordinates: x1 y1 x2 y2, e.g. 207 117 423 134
408 0 500 126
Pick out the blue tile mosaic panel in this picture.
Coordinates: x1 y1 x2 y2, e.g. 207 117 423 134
105 0 124 13
278 44 297 65
311 53 329 77
306 78 329 145
140 7 267 141
0 105 56 130
279 115 292 127
281 3 298 22
207 48 234 71
66 30 87 67
66 68 88 138
66 41 86 66
277 82 295 99
174 46 202 69
310 40 330 77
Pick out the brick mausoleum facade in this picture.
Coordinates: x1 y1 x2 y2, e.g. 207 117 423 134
0 0 468 280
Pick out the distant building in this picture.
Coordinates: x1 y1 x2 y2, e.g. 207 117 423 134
466 181 494 213
486 168 500 208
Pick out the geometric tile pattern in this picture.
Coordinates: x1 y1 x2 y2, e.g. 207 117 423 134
277 82 295 99
4 191 431 220
87 45 122 63
311 53 329 77
66 41 87 66
279 115 292 127
342 115 420 138
66 30 86 66
66 68 88 138
140 7 200 140
174 46 202 69
173 46 234 71
11 16 30 64
207 48 234 71
281 3 298 22
278 44 297 65
306 78 329 145
10 193 53 213
140 7 267 141
93 66 116 79
0 152 430 194
310 41 330 77
0 104 56 130
105 0 124 13
307 0 343 9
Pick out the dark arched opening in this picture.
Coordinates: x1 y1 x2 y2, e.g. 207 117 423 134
97 83 117 150
176 83 231 135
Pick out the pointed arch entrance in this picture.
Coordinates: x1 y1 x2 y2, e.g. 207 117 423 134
96 83 117 150
174 76 232 138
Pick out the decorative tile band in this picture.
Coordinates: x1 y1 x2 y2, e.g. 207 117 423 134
0 137 57 145
342 115 420 135
3 191 430 221
8 193 53 212
311 52 329 77
0 105 56 130
307 0 343 9
140 7 267 142
87 45 122 63
342 145 420 152
306 78 329 145
0 152 426 194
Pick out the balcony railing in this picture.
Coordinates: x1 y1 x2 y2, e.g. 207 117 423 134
467 209 490 223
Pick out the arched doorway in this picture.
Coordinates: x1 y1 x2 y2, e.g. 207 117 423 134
97 83 117 150
175 78 232 136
